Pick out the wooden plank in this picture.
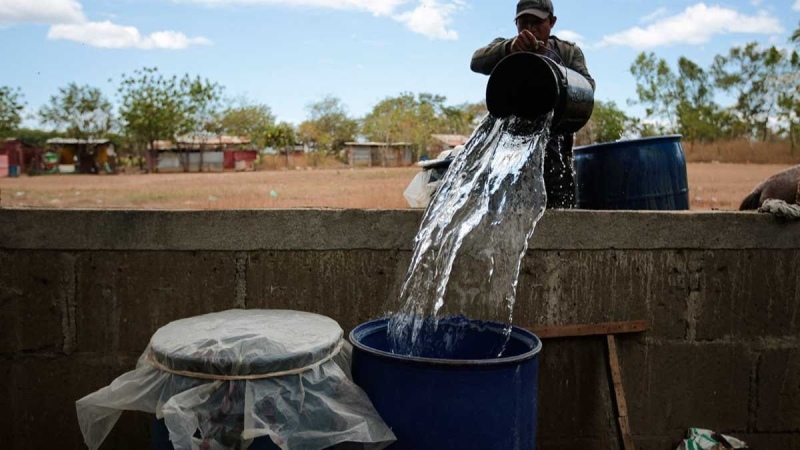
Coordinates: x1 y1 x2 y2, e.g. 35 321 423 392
607 335 636 450
524 321 649 339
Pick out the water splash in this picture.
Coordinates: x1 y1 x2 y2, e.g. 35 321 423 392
388 113 552 356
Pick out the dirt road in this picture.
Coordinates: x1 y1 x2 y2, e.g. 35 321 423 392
0 163 793 210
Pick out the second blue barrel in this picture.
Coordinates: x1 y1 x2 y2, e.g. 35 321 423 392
574 135 690 210
350 317 542 450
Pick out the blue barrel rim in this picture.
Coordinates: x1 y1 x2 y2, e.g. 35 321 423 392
349 318 542 367
574 134 683 154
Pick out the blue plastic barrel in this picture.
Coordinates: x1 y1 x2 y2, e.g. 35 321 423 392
574 135 690 210
8 165 19 177
350 317 542 450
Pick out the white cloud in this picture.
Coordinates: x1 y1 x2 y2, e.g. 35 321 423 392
0 0 85 25
557 30 584 46
179 0 463 40
393 0 459 40
598 3 783 49
794 0 800 10
177 0 410 17
640 7 668 24
47 21 211 49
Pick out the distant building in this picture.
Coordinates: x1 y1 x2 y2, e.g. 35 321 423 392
1 139 56 176
147 135 256 172
430 134 469 156
345 142 413 167
0 139 24 177
46 138 116 174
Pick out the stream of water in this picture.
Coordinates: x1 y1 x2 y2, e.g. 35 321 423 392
387 113 553 357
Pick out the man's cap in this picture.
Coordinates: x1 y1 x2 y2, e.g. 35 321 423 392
515 0 554 20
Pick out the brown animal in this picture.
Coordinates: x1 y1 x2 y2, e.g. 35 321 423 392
739 164 800 210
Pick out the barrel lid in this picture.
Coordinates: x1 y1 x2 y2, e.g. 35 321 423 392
574 134 683 154
149 310 343 377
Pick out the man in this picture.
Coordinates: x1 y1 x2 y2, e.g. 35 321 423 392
471 0 595 209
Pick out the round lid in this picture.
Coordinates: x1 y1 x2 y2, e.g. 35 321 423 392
149 310 343 377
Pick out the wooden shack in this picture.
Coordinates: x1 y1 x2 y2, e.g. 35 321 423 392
345 142 413 167
46 138 116 174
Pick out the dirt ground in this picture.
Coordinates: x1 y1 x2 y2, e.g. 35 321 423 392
0 163 794 211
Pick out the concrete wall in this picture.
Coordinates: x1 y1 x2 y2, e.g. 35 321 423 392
1 209 799 450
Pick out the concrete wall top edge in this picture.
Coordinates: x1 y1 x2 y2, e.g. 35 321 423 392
1 208 797 251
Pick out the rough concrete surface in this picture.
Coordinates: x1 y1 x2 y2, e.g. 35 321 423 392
75 251 241 354
2 209 799 251
0 251 65 354
2 209 799 450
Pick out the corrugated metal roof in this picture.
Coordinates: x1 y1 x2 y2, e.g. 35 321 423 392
345 142 412 147
152 135 251 150
47 138 111 145
431 134 468 147
179 135 251 145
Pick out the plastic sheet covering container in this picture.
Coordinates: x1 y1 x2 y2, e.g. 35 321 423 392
76 310 395 450
350 317 542 450
574 135 690 210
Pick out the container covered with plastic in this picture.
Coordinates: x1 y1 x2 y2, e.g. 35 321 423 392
76 309 396 450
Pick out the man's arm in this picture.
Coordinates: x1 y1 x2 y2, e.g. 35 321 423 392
470 38 513 75
566 44 596 91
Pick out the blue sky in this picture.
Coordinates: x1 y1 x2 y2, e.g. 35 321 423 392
0 0 798 127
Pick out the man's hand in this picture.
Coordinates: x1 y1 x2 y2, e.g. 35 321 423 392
510 30 543 54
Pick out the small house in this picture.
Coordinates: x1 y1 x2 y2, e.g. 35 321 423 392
345 142 413 167
46 138 116 174
0 139 51 176
147 135 254 173
430 134 469 156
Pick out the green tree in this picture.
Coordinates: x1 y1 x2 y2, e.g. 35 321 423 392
630 53 744 144
39 83 113 140
117 67 185 167
13 128 64 147
712 43 789 141
264 122 297 164
0 86 25 138
629 52 679 129
674 57 728 144
361 93 417 146
298 96 357 156
219 100 275 148
361 92 470 160
179 76 224 172
577 101 632 144
116 67 224 171
778 26 800 151
448 101 488 135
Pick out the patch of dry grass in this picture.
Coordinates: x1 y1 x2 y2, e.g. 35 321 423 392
684 140 800 165
1 163 796 211
0 168 418 210
687 163 795 210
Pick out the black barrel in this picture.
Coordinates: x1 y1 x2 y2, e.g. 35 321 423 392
486 52 595 134
574 135 690 210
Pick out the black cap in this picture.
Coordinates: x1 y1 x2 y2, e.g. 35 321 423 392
515 0 554 20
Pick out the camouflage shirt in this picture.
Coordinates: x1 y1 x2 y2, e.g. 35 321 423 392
470 35 595 90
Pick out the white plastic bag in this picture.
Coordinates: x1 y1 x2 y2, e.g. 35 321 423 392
403 171 439 208
676 428 748 450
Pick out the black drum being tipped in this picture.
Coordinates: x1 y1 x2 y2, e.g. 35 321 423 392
486 52 595 134
486 52 559 119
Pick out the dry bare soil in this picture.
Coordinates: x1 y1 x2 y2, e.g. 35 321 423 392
0 163 794 211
